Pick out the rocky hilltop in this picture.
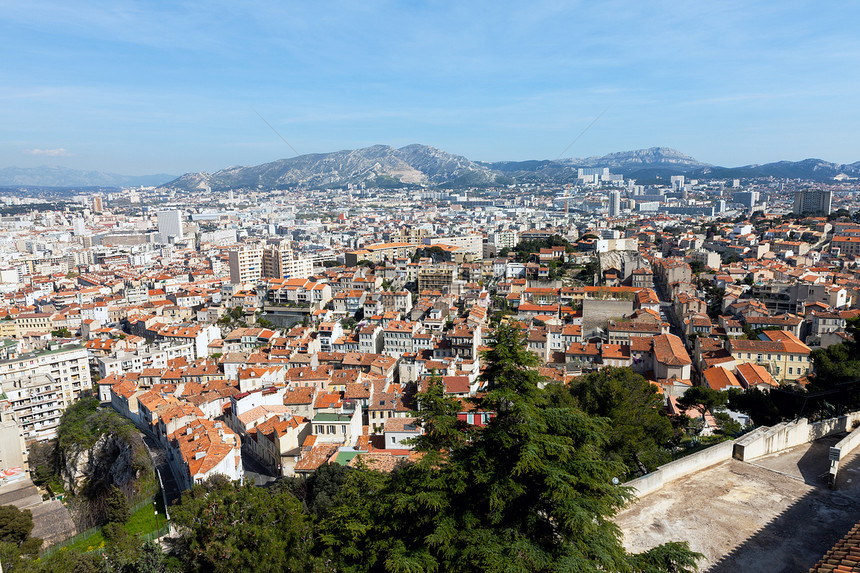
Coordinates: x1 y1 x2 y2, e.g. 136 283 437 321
53 398 154 528
164 144 498 191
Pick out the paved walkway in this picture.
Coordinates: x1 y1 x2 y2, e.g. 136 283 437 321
616 439 860 573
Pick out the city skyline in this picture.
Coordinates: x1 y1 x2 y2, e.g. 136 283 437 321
3 1 860 175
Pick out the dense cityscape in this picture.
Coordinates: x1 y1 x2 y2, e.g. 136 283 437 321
4 0 860 570
0 162 856 570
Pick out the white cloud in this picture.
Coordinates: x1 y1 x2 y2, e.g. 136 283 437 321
24 148 71 156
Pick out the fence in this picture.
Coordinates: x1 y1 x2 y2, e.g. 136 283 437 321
40 485 166 558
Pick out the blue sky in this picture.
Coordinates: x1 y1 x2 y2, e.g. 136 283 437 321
2 0 859 175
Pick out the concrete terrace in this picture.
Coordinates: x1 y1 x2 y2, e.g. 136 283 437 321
0 477 76 547
617 436 860 573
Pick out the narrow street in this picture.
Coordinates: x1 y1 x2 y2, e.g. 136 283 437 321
140 433 182 508
241 448 278 486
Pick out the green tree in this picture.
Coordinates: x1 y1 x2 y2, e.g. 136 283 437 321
726 387 784 426
561 367 673 477
107 486 131 525
271 462 350 520
171 477 316 573
0 505 36 546
677 386 728 416
689 260 704 275
409 375 473 456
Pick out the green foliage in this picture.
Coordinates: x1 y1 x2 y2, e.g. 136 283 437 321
689 260 704 275
270 462 350 520
171 478 316 573
107 487 131 525
712 412 743 436
508 234 572 262
810 319 860 389
0 505 35 546
702 284 725 319
28 441 59 490
560 367 673 477
726 387 784 426
677 386 728 416
410 375 473 456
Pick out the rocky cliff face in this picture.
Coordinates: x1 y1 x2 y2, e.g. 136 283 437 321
60 432 142 497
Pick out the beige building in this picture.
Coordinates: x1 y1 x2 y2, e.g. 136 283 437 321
418 264 457 292
345 243 418 266
228 246 263 284
15 313 52 337
262 241 313 280
727 330 811 383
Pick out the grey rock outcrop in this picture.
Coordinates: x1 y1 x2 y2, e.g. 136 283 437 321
60 433 140 496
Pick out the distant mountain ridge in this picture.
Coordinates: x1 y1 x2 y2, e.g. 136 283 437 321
0 166 175 188
3 146 858 189
162 145 860 190
166 144 499 191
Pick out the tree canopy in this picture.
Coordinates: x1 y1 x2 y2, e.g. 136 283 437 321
22 324 700 573
558 367 674 477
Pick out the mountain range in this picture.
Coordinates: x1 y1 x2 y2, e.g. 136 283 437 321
2 146 858 190
0 166 176 188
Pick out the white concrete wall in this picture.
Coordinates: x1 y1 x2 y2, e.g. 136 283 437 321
828 421 860 486
733 419 810 461
625 439 737 499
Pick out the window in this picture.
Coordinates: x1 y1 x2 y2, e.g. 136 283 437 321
788 367 793 375
328 425 336 434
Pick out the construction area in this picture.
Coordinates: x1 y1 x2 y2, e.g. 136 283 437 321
617 434 860 572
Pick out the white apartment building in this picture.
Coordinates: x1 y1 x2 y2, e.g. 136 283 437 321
0 374 66 442
0 345 91 408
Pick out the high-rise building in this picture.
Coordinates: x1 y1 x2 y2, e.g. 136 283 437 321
91 196 103 213
793 189 832 216
262 241 313 279
229 246 263 284
72 218 86 236
157 210 184 243
608 190 621 217
734 191 758 208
